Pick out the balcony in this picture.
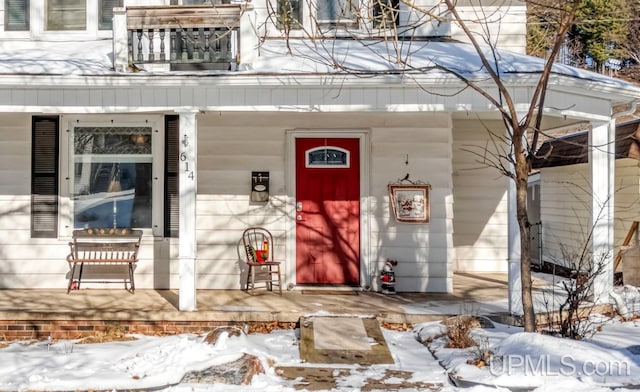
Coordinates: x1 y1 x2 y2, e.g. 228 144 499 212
113 5 255 73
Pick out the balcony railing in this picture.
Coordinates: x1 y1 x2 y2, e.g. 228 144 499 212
113 5 253 72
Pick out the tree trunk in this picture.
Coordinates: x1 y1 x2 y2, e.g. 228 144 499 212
515 128 536 332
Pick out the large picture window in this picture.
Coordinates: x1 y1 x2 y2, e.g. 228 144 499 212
72 126 152 229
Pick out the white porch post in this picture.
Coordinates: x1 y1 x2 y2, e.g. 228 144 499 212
590 120 615 304
508 171 523 315
112 7 128 73
178 110 198 311
507 125 524 315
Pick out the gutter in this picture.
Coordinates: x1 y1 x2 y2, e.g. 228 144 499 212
612 101 638 119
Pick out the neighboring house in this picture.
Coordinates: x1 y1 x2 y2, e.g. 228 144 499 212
0 0 638 310
532 119 640 269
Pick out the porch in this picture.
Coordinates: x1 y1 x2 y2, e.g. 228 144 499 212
0 272 517 340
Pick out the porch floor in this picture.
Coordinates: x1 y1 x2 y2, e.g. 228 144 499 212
0 272 518 325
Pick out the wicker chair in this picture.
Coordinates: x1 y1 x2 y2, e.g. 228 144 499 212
241 227 282 294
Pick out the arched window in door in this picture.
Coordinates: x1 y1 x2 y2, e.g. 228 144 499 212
305 146 350 168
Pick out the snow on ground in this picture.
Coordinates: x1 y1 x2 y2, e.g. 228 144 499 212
0 327 451 392
2 315 640 391
2 285 640 391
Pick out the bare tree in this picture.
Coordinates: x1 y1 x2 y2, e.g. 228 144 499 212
444 0 585 332
259 0 591 332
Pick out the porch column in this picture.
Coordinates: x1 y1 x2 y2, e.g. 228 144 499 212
112 7 128 73
178 110 198 311
590 119 615 304
507 127 524 315
507 169 522 315
239 4 257 67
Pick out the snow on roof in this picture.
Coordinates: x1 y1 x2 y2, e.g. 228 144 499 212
0 37 638 95
252 39 640 91
0 39 115 76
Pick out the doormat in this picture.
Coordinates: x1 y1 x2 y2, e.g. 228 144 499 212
301 290 359 295
299 316 394 364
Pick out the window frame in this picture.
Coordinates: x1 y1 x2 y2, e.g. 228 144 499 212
61 115 165 238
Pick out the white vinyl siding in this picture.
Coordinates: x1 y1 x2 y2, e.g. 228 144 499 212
369 115 454 292
449 5 527 53
539 159 640 268
539 164 591 268
195 114 287 289
614 159 640 248
452 119 508 273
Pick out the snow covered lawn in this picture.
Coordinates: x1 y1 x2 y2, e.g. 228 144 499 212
3 285 640 391
418 315 640 391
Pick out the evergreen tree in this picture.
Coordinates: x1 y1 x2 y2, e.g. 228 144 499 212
528 0 631 73
568 0 628 71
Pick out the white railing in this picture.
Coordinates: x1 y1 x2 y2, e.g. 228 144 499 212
113 5 256 72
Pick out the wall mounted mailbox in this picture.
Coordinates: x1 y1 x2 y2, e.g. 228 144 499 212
251 171 270 202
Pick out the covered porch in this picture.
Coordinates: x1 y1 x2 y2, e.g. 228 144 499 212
0 272 566 341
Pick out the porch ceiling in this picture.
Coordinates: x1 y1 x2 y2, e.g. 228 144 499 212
532 119 640 169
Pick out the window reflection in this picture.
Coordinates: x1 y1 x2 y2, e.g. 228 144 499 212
73 127 152 229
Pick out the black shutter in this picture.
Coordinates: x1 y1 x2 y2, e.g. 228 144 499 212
164 115 179 237
99 0 122 30
31 116 59 238
5 0 29 31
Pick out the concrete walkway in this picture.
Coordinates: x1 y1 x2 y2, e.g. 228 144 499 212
0 273 513 325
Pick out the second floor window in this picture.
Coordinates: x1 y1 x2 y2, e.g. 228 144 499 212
99 0 123 30
317 0 357 25
4 0 122 32
46 0 86 31
277 0 302 30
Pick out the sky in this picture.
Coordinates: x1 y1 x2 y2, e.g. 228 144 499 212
1 284 640 392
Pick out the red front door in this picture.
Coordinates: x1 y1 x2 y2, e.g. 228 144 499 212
295 138 360 285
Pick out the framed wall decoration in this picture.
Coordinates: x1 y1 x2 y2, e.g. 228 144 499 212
388 184 430 223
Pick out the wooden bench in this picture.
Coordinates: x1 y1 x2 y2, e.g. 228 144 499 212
67 228 143 294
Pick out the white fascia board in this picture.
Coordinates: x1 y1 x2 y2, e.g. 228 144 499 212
1 71 638 100
0 74 636 118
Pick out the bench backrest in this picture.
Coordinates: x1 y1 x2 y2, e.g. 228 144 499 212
70 228 143 262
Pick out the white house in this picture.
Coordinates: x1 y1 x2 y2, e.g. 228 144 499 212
0 0 638 311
